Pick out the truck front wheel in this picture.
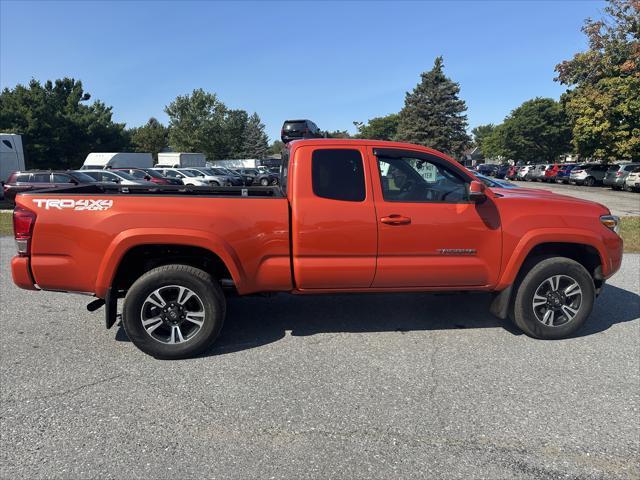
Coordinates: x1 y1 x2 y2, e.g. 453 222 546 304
122 265 225 359
512 257 595 339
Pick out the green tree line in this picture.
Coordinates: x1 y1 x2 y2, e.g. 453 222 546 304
0 83 269 169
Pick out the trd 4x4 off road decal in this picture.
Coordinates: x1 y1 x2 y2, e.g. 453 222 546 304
32 199 114 211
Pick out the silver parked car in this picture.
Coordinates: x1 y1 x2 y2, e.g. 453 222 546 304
527 164 552 182
569 164 609 186
181 167 242 186
603 163 640 190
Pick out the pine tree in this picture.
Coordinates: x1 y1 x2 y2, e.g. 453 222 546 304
240 112 269 158
395 57 470 158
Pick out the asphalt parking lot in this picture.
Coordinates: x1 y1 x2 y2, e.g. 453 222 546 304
0 235 639 479
510 180 640 217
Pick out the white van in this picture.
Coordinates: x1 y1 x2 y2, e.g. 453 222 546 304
82 152 154 170
1 133 26 183
157 152 206 168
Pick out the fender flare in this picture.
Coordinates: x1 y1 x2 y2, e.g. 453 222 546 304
94 228 246 298
495 228 609 291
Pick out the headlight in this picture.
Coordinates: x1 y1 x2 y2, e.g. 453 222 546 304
600 215 620 234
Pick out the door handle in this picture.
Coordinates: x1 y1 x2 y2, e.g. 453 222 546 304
380 214 411 225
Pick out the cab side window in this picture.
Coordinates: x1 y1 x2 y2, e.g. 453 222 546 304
377 156 467 202
312 149 365 202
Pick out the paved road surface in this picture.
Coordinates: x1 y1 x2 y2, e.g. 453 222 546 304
1 237 638 479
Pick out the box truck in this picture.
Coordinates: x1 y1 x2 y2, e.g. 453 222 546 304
1 133 26 183
156 152 206 168
82 152 154 170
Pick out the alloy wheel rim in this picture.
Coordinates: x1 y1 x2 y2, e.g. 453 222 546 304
140 285 206 344
532 275 582 327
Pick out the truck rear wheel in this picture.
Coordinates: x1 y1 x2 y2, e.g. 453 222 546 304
122 265 225 359
512 257 594 339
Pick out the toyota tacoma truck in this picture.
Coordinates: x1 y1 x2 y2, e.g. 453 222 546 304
11 139 623 359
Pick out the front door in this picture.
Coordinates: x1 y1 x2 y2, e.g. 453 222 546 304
370 148 502 288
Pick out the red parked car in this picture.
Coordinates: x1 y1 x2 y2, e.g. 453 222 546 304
544 164 560 182
506 165 518 180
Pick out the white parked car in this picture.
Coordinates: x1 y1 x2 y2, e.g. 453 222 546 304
625 166 640 192
79 169 154 186
516 165 532 180
150 167 208 186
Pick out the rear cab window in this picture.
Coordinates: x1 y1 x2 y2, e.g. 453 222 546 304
311 149 365 202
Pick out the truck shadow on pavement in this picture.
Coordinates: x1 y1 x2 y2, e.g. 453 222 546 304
114 284 639 356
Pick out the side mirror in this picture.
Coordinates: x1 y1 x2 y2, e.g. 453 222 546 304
468 180 486 203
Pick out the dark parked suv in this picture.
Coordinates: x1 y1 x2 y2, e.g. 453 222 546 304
3 170 97 205
235 168 279 186
281 119 322 143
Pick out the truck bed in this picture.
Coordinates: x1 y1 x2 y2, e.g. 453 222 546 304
15 185 291 297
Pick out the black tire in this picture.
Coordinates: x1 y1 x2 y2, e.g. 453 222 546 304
512 257 595 339
584 176 595 187
122 265 225 359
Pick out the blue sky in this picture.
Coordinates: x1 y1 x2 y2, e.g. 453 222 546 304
1 0 604 142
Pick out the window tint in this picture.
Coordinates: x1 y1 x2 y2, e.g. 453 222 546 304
312 149 365 202
2 140 13 149
377 155 467 202
15 174 30 182
32 173 51 183
52 174 72 183
129 170 147 179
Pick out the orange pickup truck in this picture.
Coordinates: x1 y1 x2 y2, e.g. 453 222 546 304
11 139 623 358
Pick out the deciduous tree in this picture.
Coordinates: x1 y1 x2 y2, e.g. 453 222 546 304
353 113 399 140
555 0 639 160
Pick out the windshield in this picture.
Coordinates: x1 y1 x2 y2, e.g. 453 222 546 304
112 170 139 181
199 168 224 176
70 172 97 182
180 169 199 177
142 169 165 178
209 168 229 175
